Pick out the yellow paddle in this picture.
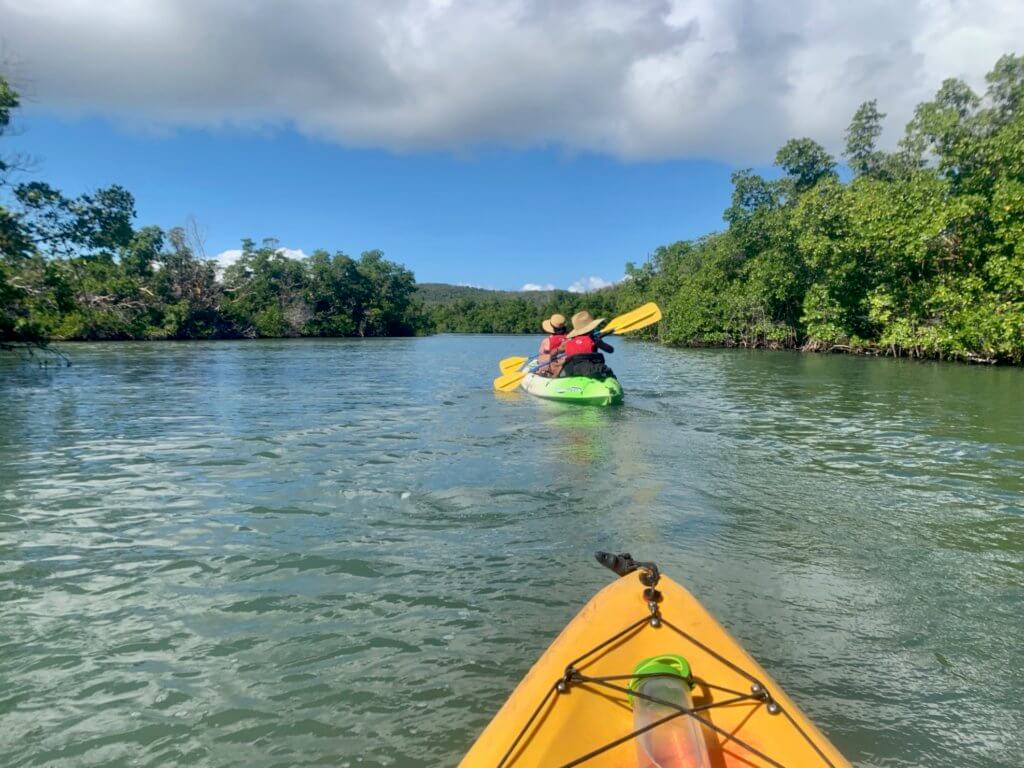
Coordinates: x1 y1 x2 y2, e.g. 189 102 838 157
600 301 662 335
492 302 662 392
499 355 528 374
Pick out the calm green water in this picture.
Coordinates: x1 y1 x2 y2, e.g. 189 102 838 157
1 336 1022 767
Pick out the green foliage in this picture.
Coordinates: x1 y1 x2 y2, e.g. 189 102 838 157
219 242 421 338
150 227 225 339
352 250 418 336
223 239 308 337
0 78 17 131
619 53 1024 364
0 77 18 179
845 100 886 178
423 290 621 335
305 250 360 337
985 54 1024 124
14 181 136 257
1 221 426 344
416 283 557 305
774 138 837 193
1 76 36 347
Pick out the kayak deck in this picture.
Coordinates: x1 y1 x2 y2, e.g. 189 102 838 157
461 559 850 767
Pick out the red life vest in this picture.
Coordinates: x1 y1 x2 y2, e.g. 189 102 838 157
563 334 596 358
544 333 567 353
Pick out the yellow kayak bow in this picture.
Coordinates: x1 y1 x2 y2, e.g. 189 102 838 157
461 553 851 767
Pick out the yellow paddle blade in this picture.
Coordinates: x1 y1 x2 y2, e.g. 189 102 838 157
499 356 528 374
493 369 528 392
601 301 662 335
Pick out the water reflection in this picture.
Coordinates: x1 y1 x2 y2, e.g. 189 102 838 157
545 405 614 466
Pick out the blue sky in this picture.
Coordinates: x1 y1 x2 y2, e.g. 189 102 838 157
8 113 734 290
3 0 1020 290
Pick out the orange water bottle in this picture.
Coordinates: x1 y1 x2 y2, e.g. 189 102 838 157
629 655 712 768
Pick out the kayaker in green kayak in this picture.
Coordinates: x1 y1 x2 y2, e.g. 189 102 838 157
492 302 661 402
538 313 569 370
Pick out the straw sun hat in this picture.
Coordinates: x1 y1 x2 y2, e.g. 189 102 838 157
541 314 567 334
567 310 605 338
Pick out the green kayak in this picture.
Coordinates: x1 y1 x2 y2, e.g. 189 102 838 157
519 369 624 405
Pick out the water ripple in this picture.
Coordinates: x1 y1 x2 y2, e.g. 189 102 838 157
1 339 1022 767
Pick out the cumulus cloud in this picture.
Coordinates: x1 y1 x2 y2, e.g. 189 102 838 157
214 246 306 269
568 276 614 293
3 0 1023 160
521 282 556 291
214 249 243 270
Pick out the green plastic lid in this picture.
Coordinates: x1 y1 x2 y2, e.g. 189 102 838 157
628 654 694 705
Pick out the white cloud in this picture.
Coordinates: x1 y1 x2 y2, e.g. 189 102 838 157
3 1 1023 161
215 249 243 270
214 246 307 270
521 282 556 291
568 276 614 293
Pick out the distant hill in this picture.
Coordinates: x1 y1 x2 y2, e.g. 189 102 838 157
415 283 564 306
414 282 623 334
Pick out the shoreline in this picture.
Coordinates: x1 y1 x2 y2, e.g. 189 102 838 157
662 338 1015 366
7 333 1021 368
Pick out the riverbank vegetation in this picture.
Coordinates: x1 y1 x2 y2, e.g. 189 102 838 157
421 284 619 334
623 53 1024 364
3 53 1023 363
2 78 422 346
